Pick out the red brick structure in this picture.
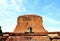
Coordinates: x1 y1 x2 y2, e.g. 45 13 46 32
14 15 47 33
0 15 60 41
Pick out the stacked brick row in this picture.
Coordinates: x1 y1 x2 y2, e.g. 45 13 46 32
0 32 60 41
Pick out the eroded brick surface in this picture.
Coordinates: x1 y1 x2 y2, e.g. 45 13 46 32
52 39 60 41
14 15 47 33
6 36 50 41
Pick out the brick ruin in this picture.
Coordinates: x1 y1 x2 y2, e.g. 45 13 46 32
14 15 47 33
0 15 60 41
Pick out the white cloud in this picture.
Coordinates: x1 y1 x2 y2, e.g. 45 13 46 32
3 18 12 22
0 0 27 32
43 16 60 32
0 13 1 15
46 27 60 32
2 23 16 32
7 0 26 12
43 16 60 24
5 11 11 16
0 0 8 7
1 18 16 32
0 0 26 13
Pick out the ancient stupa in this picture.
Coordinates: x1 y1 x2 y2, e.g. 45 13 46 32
14 15 47 33
0 15 60 41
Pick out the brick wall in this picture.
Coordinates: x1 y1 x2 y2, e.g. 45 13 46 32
0 32 60 41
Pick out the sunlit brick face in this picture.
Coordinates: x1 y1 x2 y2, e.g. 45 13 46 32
14 15 47 33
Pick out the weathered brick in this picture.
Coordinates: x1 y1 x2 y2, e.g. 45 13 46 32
14 15 47 33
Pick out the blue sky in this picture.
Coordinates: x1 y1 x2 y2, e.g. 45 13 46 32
0 0 60 32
